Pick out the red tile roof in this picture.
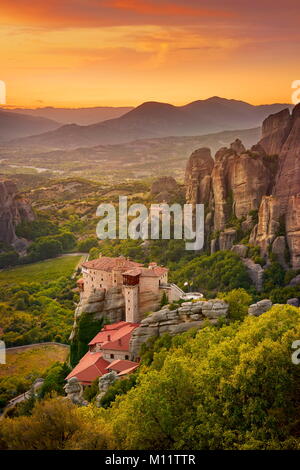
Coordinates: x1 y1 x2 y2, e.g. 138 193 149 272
118 366 139 377
89 322 139 351
67 321 140 385
88 321 138 346
82 256 143 272
123 266 168 278
66 352 110 385
106 359 139 375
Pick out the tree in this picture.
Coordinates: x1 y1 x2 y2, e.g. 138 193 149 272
39 362 71 399
29 238 63 261
218 288 252 321
77 238 99 253
106 305 300 450
70 314 105 367
160 291 169 308
263 262 285 292
0 251 19 268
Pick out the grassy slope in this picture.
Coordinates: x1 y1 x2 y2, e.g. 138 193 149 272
0 255 82 285
0 344 69 379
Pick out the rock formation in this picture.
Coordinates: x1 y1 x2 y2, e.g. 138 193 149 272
0 179 35 247
64 377 88 406
96 371 118 406
185 148 214 207
130 299 228 359
70 287 125 341
248 299 272 317
185 103 300 269
241 258 264 291
150 176 183 203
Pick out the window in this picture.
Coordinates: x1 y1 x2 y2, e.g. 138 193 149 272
125 355 129 360
110 354 114 359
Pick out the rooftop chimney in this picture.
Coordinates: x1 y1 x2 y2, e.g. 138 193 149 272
149 262 157 270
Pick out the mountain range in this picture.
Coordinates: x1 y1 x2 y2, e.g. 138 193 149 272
4 106 133 126
3 97 293 149
0 110 60 141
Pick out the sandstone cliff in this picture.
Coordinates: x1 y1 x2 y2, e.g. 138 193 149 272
0 179 35 247
69 287 125 341
185 104 300 269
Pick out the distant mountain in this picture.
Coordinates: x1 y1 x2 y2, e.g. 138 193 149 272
4 106 134 125
0 110 60 141
10 97 293 149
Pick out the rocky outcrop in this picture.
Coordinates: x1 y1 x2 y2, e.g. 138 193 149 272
96 371 118 407
150 176 183 203
69 287 125 341
184 103 300 269
130 299 228 359
211 148 270 232
0 179 35 247
286 195 300 269
185 148 214 206
272 236 287 267
64 377 88 406
248 299 272 316
287 298 299 307
259 108 291 156
249 196 280 256
219 229 236 251
231 244 248 258
242 258 264 291
289 275 300 286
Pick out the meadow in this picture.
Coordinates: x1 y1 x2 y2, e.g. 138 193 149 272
0 344 69 379
0 255 82 286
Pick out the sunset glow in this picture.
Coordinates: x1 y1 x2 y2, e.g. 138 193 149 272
1 0 299 107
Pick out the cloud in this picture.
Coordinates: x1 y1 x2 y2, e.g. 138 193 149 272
0 0 234 28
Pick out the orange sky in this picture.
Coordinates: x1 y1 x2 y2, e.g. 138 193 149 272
1 0 299 107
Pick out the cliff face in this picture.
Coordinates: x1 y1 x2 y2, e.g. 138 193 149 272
130 299 229 359
69 287 125 342
185 104 300 269
0 180 35 246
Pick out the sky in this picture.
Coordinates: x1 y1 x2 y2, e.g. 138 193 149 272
1 0 300 107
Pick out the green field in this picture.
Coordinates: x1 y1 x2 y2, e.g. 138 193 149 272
0 255 82 285
0 344 69 379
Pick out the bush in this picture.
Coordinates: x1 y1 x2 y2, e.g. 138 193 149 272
16 219 59 240
77 238 99 253
0 251 19 268
39 362 71 399
28 238 63 261
218 288 252 321
263 262 285 291
171 251 252 296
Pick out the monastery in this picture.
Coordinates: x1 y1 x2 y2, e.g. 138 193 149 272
68 255 183 385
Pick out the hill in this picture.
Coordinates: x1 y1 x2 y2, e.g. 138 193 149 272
4 106 134 126
9 97 292 149
0 110 60 141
